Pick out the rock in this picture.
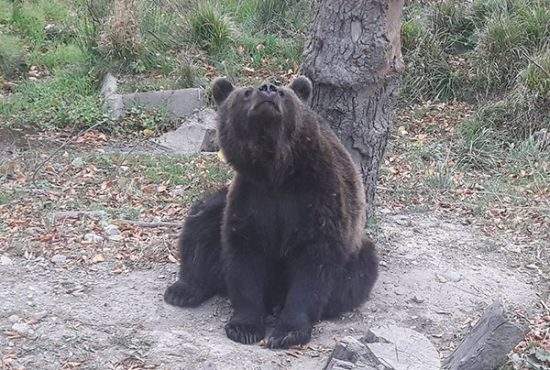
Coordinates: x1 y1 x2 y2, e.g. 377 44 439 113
443 300 527 370
532 129 549 149
30 311 48 324
11 322 34 336
436 274 448 283
122 88 205 120
0 255 13 266
325 326 440 370
8 314 20 323
71 157 85 168
101 73 118 97
170 185 186 197
91 254 105 263
200 127 219 152
103 224 122 241
443 271 463 282
44 23 63 38
51 254 67 265
331 336 367 364
154 109 217 154
84 232 104 243
101 73 124 120
325 358 357 370
101 74 205 121
411 295 424 303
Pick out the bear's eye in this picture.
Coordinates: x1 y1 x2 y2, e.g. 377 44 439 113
278 90 285 97
244 89 252 97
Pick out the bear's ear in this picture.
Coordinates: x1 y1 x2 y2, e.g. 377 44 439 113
289 76 312 103
212 77 234 106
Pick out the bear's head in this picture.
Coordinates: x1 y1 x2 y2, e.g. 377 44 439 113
212 76 313 182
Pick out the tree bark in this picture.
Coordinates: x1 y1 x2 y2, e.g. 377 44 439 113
301 0 404 220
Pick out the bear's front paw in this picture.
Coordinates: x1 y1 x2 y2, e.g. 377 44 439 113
266 323 312 349
164 280 207 307
225 320 265 345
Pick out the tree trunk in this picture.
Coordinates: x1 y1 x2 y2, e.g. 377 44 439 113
301 0 404 220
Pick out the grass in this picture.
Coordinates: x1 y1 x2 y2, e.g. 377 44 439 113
399 0 549 174
93 154 233 205
0 71 105 128
189 2 235 53
0 0 308 130
0 33 26 79
402 0 549 101
30 44 87 72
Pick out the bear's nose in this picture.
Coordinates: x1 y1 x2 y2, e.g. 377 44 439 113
258 83 278 97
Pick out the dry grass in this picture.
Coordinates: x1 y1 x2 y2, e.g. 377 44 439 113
100 0 143 58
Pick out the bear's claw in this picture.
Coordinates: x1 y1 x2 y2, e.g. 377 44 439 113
225 321 265 345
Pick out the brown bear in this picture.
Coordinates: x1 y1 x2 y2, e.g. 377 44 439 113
164 76 378 349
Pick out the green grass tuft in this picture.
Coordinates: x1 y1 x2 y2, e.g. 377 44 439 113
189 2 234 53
30 44 87 72
11 2 46 43
431 0 476 50
519 49 550 97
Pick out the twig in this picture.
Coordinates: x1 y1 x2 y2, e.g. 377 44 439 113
31 121 103 183
115 220 182 228
523 51 550 78
51 210 108 222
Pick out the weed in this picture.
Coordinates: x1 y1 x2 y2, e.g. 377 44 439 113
118 105 171 134
401 28 463 101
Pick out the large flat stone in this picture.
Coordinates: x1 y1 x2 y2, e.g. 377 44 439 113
100 73 206 120
325 326 441 370
122 88 205 119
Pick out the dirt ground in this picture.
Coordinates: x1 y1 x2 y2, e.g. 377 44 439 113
0 208 543 369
